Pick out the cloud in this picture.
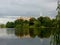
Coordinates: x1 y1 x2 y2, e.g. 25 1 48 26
0 0 57 16
0 0 57 24
0 18 15 24
0 16 20 24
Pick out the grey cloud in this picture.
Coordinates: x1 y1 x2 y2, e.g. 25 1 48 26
0 0 57 18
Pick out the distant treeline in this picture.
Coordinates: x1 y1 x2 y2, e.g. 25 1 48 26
6 16 57 28
0 24 6 28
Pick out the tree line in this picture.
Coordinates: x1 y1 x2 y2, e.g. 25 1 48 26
5 16 57 38
6 16 57 28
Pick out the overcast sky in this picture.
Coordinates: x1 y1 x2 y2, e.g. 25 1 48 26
0 0 57 24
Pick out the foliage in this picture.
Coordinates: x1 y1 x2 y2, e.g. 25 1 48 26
6 22 15 28
38 16 52 27
0 24 6 28
51 1 60 45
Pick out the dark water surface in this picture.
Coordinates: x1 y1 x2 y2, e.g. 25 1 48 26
0 28 50 45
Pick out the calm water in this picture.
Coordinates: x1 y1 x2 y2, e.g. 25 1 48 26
0 28 50 45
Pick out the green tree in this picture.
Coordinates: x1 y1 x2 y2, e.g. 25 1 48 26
38 16 43 26
34 20 41 28
6 22 14 28
51 1 60 45
38 16 52 27
52 19 57 27
29 17 36 26
0 24 6 28
14 19 24 27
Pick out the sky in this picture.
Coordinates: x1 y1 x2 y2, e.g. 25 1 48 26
0 0 57 24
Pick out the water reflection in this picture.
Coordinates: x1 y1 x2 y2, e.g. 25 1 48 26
0 28 52 45
15 28 53 38
6 28 15 35
0 28 7 37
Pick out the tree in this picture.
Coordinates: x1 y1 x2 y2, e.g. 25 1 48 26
29 17 36 26
6 22 14 28
51 0 60 45
52 19 57 27
0 24 6 28
38 16 43 26
38 16 52 27
34 20 41 28
56 0 60 28
14 19 24 27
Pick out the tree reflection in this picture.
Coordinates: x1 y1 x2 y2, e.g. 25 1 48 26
15 28 52 38
38 28 51 38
